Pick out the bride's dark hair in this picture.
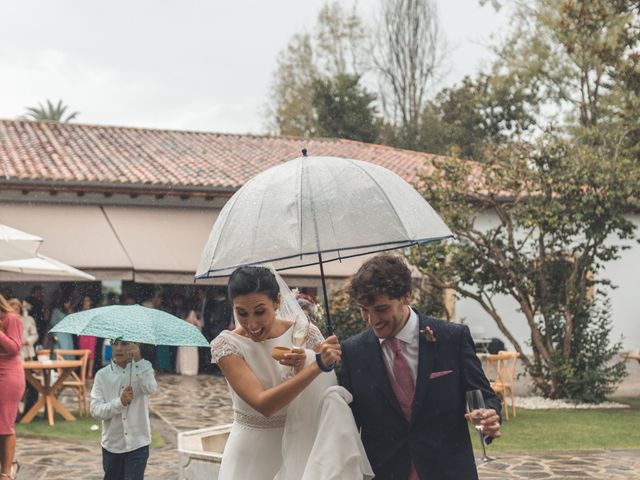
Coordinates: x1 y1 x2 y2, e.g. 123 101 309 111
228 266 280 302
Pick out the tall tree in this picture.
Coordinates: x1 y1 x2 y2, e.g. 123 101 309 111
265 33 319 137
265 2 368 137
312 74 379 142
494 0 639 130
408 133 638 401
419 72 538 160
314 1 369 78
24 99 79 123
373 0 446 149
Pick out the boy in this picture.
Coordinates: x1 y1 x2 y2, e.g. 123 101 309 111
90 339 157 480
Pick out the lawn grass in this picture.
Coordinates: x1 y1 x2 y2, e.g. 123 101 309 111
469 397 640 452
16 413 165 448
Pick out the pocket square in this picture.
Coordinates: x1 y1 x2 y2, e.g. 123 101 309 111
429 370 453 379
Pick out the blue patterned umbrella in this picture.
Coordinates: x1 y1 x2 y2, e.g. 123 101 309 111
50 305 209 347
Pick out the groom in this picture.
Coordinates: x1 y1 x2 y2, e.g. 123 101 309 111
339 254 501 480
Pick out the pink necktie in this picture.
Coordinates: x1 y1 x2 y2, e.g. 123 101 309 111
385 338 419 480
385 337 415 420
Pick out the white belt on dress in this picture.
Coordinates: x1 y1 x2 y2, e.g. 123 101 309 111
233 409 286 429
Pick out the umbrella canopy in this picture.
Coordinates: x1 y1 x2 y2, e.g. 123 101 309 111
196 155 452 277
49 305 209 347
0 253 95 280
0 224 43 262
195 155 453 334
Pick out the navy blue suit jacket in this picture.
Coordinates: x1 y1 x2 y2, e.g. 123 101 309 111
339 312 501 480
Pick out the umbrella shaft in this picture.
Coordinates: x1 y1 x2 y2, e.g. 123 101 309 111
318 251 333 337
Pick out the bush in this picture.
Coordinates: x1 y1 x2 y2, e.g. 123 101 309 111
529 297 627 403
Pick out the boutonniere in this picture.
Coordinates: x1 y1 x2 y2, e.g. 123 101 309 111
420 326 436 342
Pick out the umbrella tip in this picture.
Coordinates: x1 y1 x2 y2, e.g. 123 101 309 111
301 148 308 157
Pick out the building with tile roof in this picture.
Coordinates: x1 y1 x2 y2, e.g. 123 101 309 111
0 119 434 195
0 119 439 284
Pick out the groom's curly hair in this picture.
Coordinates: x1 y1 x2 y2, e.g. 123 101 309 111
350 254 412 305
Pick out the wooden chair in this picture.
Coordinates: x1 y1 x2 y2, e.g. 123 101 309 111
480 353 508 419
55 349 91 416
35 348 51 358
496 351 520 419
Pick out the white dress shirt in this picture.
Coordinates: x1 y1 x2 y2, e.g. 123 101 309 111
379 308 419 384
90 359 157 454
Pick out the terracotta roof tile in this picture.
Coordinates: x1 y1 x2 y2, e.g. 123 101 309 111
0 119 442 191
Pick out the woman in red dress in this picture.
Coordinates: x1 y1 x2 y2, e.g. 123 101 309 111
0 293 25 478
77 295 97 378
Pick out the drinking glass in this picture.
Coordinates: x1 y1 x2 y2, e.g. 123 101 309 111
291 314 310 348
278 314 309 378
466 389 493 462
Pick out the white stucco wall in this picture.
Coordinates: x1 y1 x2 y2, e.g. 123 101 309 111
454 212 640 352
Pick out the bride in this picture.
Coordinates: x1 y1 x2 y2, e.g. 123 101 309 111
210 266 373 480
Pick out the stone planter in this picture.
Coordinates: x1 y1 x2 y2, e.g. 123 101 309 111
178 424 232 479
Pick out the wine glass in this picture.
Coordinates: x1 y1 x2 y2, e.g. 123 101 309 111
466 389 493 462
291 311 310 348
278 313 309 378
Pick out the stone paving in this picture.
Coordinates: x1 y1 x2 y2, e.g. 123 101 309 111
476 450 640 479
14 373 640 479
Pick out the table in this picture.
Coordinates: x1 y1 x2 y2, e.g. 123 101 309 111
21 359 83 426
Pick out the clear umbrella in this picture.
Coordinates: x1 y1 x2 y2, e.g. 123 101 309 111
195 154 453 334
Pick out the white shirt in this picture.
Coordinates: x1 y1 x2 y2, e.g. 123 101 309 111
90 359 157 454
379 308 419 384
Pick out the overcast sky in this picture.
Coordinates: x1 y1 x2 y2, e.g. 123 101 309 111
0 0 508 134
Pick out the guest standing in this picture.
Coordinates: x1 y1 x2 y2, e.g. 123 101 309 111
176 305 202 376
25 286 45 344
77 295 97 378
50 297 74 356
8 299 39 420
0 294 25 478
7 299 38 361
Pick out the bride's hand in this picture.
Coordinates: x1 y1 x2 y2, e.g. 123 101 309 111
280 348 307 371
319 335 341 367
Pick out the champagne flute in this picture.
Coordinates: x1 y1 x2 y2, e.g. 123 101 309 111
466 389 493 462
291 310 310 348
278 313 309 378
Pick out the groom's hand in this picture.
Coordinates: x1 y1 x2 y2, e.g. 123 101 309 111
319 335 341 367
465 408 501 438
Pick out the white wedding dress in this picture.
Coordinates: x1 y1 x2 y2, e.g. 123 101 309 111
211 324 373 480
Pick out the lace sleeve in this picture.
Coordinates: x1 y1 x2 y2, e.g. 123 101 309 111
305 323 325 350
211 333 243 364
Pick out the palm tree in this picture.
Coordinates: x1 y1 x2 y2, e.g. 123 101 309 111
23 99 79 122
